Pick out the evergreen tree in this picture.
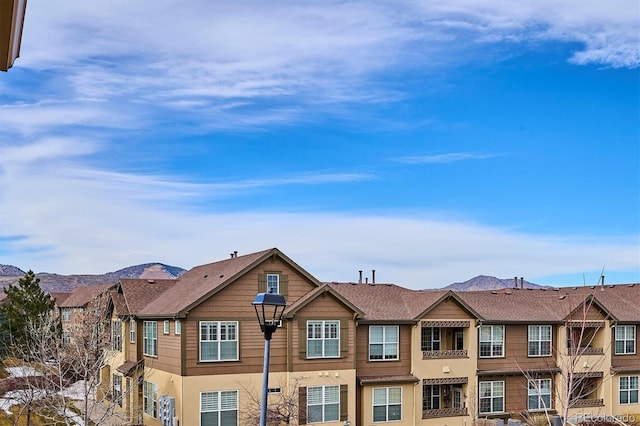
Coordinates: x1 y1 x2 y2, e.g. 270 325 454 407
0 270 56 353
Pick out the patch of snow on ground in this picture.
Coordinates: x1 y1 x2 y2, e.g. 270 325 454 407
5 366 41 377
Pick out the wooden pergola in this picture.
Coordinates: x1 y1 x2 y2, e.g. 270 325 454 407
0 0 27 71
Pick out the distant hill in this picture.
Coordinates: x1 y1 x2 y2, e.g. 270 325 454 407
0 265 26 276
443 275 545 291
0 263 186 293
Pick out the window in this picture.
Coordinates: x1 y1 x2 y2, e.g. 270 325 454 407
143 321 157 356
61 308 71 322
130 319 135 343
620 376 639 404
267 273 280 294
479 381 504 414
143 381 158 417
479 325 504 357
528 325 552 356
421 327 441 351
454 331 464 350
369 326 399 361
308 385 340 423
422 385 440 410
307 320 340 358
528 379 552 411
163 320 170 334
200 321 238 362
175 320 181 335
373 387 401 422
453 388 463 409
201 390 238 426
112 320 122 351
615 325 636 355
62 331 70 344
113 374 122 407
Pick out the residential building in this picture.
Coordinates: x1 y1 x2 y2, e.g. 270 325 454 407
84 248 638 425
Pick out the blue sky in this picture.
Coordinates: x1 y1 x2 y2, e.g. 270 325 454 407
0 0 638 288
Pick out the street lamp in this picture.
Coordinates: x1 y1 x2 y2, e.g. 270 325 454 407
252 292 287 426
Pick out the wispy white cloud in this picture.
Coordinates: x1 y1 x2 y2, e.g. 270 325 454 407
397 152 499 164
0 143 636 287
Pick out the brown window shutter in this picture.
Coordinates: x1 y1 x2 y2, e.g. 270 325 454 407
299 386 307 425
258 273 266 293
280 274 288 296
340 384 348 421
298 319 307 359
340 319 348 358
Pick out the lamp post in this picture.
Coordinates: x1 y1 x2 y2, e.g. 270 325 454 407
252 292 287 426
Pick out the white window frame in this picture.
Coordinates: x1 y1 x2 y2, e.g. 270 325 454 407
130 319 136 343
307 385 340 423
199 321 239 362
423 384 440 410
61 308 71 322
200 390 238 426
163 320 170 334
175 319 182 335
421 327 441 351
479 325 505 358
479 381 505 414
266 273 280 294
143 321 157 357
528 378 552 411
113 374 123 407
615 325 636 355
143 380 158 418
620 376 639 405
369 325 399 361
372 386 402 422
112 320 122 352
307 320 340 358
528 325 552 357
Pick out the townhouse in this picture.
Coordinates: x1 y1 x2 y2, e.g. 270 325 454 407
90 248 638 425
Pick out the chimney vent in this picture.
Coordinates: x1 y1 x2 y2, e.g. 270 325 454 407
514 276 518 288
234 250 238 257
359 270 363 284
520 277 524 288
601 275 605 290
372 269 376 284
365 277 369 284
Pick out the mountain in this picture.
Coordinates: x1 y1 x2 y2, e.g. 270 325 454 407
0 263 186 293
443 275 545 291
0 265 26 276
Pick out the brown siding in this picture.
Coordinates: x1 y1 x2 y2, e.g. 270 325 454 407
147 321 182 374
478 375 556 415
611 323 640 369
182 257 318 376
355 324 411 376
291 292 355 372
477 325 558 372
424 297 474 320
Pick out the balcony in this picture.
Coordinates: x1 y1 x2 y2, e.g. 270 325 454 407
422 349 468 359
567 346 604 356
571 399 604 408
423 407 468 418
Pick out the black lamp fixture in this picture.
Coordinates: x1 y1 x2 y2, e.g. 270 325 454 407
252 291 287 426
252 292 287 340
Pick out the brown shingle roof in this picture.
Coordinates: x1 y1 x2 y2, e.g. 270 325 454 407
118 279 177 315
57 284 115 308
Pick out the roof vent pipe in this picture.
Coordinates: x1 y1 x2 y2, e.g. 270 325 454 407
520 277 524 288
234 250 238 258
514 276 518 288
372 269 376 284
365 277 369 284
601 275 605 290
359 270 363 284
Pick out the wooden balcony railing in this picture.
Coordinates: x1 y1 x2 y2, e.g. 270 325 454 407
571 399 604 408
422 349 468 359
422 407 468 418
567 346 604 355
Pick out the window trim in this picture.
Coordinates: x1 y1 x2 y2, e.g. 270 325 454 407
199 321 239 362
421 327 441 351
143 380 158 418
479 325 505 358
615 325 636 355
112 320 122 352
307 385 340 423
163 320 170 335
143 321 158 357
266 273 280 294
422 384 440 411
61 308 71 322
306 320 340 359
369 325 399 361
200 390 238 426
372 386 402 423
479 380 505 415
528 378 552 411
129 319 136 343
619 376 639 405
528 325 552 357
175 319 182 335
